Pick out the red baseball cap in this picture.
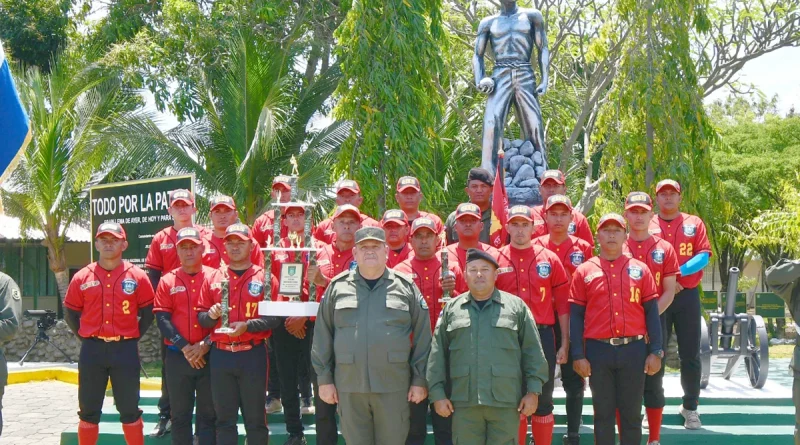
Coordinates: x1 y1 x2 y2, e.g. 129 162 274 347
655 179 681 194
540 170 566 185
545 195 573 212
209 195 236 211
224 223 252 241
337 180 361 194
169 189 194 206
282 203 306 214
333 204 361 220
410 217 438 235
597 213 626 230
272 175 292 190
96 222 126 240
508 205 534 222
176 227 203 245
382 209 408 227
625 192 653 211
454 203 481 221
396 176 421 192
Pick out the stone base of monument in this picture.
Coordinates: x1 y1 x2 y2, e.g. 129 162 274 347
501 138 545 206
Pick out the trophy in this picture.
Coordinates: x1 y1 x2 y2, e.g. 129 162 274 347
259 156 321 317
439 231 452 303
215 279 236 333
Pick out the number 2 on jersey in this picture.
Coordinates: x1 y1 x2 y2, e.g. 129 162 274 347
122 300 130 314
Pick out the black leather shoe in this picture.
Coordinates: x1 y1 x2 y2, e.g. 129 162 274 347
284 434 307 445
562 433 580 445
149 417 171 437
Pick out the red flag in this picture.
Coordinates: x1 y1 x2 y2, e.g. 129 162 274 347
489 153 508 248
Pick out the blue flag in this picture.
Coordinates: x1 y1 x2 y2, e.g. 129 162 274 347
0 41 31 183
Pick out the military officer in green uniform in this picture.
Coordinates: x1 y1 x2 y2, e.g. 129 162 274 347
427 248 548 445
0 272 22 436
766 258 800 445
311 227 432 445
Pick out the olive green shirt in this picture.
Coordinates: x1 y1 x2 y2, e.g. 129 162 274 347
0 272 22 387
766 259 800 320
427 289 548 408
445 207 492 245
312 267 432 393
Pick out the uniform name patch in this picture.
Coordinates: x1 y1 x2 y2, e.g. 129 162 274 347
649 228 661 235
210 282 223 290
533 219 545 226
248 281 264 296
497 267 514 274
121 278 138 295
170 286 186 294
160 243 175 250
537 262 551 278
627 265 643 280
80 280 100 291
275 253 289 261
651 249 665 264
584 271 603 283
317 259 330 267
569 251 585 266
683 224 697 236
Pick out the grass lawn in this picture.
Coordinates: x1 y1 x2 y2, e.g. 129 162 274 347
140 361 162 378
770 344 795 359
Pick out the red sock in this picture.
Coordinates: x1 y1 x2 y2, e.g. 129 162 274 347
531 414 555 445
518 414 528 444
616 409 622 439
78 420 99 445
646 407 663 442
121 418 144 445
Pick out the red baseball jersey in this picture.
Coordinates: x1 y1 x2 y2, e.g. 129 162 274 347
496 245 570 325
146 225 208 272
387 244 413 269
569 256 659 339
313 214 381 245
252 210 290 248
64 261 155 338
532 234 594 278
394 256 467 331
406 211 444 239
649 213 712 289
446 242 501 272
315 242 356 299
623 236 680 296
153 266 215 345
202 232 265 269
531 205 595 249
269 237 311 302
197 266 271 343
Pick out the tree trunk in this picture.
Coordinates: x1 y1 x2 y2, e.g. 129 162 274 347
43 235 69 301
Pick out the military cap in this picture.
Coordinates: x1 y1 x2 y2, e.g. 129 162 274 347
355 227 386 244
466 248 499 268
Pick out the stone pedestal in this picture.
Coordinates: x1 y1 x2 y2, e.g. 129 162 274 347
501 138 545 206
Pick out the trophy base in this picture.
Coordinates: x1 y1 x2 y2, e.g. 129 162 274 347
214 327 236 334
259 301 320 317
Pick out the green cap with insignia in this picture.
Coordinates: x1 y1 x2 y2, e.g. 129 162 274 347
355 227 386 244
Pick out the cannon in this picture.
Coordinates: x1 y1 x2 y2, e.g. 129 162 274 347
699 267 769 389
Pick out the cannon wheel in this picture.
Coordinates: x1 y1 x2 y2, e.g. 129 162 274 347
744 314 769 388
699 315 712 389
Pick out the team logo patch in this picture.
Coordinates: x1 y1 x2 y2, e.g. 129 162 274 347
121 278 138 295
537 262 552 278
651 249 665 264
568 222 576 235
683 224 697 236
160 243 175 250
569 251 585 266
80 280 100 291
627 265 643 280
248 281 264 296
170 286 186 295
349 261 357 271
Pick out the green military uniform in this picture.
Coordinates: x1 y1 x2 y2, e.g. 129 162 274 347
311 267 432 445
445 207 492 245
0 272 22 436
765 259 800 445
427 288 548 445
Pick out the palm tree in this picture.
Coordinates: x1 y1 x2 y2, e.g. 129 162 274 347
117 30 349 225
1 52 153 300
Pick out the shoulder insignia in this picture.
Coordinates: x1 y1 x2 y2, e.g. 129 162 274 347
11 288 20 300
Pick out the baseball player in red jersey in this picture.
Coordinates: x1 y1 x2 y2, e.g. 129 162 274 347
446 203 500 271
252 175 293 248
197 223 280 445
153 227 216 445
532 194 593 445
395 217 466 445
381 209 413 268
145 188 207 436
494 206 569 445
530 170 594 248
394 176 444 236
569 214 663 445
308 205 362 300
313 180 380 244
649 179 712 429
203 195 264 269
63 222 155 445
622 191 680 445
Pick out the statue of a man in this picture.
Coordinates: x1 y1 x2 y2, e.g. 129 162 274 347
474 0 550 173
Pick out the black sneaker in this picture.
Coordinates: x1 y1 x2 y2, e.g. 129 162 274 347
284 434 307 445
562 433 580 445
149 417 171 437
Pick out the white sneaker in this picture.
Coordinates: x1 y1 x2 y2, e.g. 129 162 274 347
679 406 702 429
647 441 661 445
